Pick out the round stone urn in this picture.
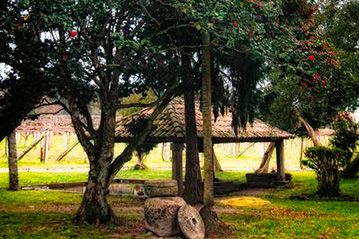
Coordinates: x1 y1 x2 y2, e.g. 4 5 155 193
143 180 178 197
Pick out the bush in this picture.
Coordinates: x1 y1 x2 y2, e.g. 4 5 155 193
304 146 345 197
330 119 359 167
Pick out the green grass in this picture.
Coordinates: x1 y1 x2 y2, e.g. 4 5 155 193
0 170 358 238
0 172 88 188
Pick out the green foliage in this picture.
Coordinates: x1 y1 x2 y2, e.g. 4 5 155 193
259 0 359 134
125 115 157 155
304 146 345 197
330 119 359 166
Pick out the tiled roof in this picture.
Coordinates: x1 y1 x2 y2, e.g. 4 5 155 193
115 99 292 143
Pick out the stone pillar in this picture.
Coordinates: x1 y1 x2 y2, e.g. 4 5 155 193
171 143 184 196
275 140 285 181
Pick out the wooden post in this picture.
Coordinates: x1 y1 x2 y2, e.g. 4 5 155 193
171 143 184 196
15 131 20 144
40 130 49 163
299 137 304 170
4 137 8 157
275 140 285 181
64 132 69 150
17 135 44 161
255 142 275 174
213 148 223 172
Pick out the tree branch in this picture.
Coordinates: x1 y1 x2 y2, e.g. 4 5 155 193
107 80 183 184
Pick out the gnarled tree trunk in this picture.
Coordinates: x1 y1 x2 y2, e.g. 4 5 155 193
75 161 115 225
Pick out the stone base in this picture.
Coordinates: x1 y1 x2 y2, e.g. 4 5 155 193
246 173 292 188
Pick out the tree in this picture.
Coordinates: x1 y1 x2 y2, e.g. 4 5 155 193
0 0 50 141
1 0 184 225
304 146 344 197
330 115 359 178
319 0 359 75
259 0 359 144
319 0 359 177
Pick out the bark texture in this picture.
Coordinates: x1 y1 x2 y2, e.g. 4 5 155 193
183 91 203 204
179 51 203 204
7 131 18 191
75 163 116 225
201 31 214 207
199 206 230 237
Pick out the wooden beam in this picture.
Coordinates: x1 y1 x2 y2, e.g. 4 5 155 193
56 141 79 161
40 130 49 163
17 136 44 161
275 140 285 181
171 143 184 196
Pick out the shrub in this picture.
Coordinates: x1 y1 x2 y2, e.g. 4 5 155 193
304 146 344 197
330 119 359 167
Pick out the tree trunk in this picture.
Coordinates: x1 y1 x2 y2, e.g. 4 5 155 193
200 30 229 236
134 152 148 170
7 131 19 191
341 154 359 178
299 116 320 146
255 142 275 173
317 163 340 197
299 137 304 170
183 51 203 205
202 31 214 207
74 160 116 225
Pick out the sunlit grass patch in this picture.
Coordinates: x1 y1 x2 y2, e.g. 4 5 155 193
220 196 271 207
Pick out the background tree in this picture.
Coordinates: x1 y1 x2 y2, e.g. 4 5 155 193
259 0 359 144
0 0 50 141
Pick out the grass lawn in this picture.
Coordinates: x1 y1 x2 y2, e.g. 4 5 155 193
0 170 358 238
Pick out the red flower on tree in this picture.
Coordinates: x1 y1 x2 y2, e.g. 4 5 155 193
69 30 77 38
321 80 327 87
232 20 239 28
308 55 315 61
311 72 321 82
